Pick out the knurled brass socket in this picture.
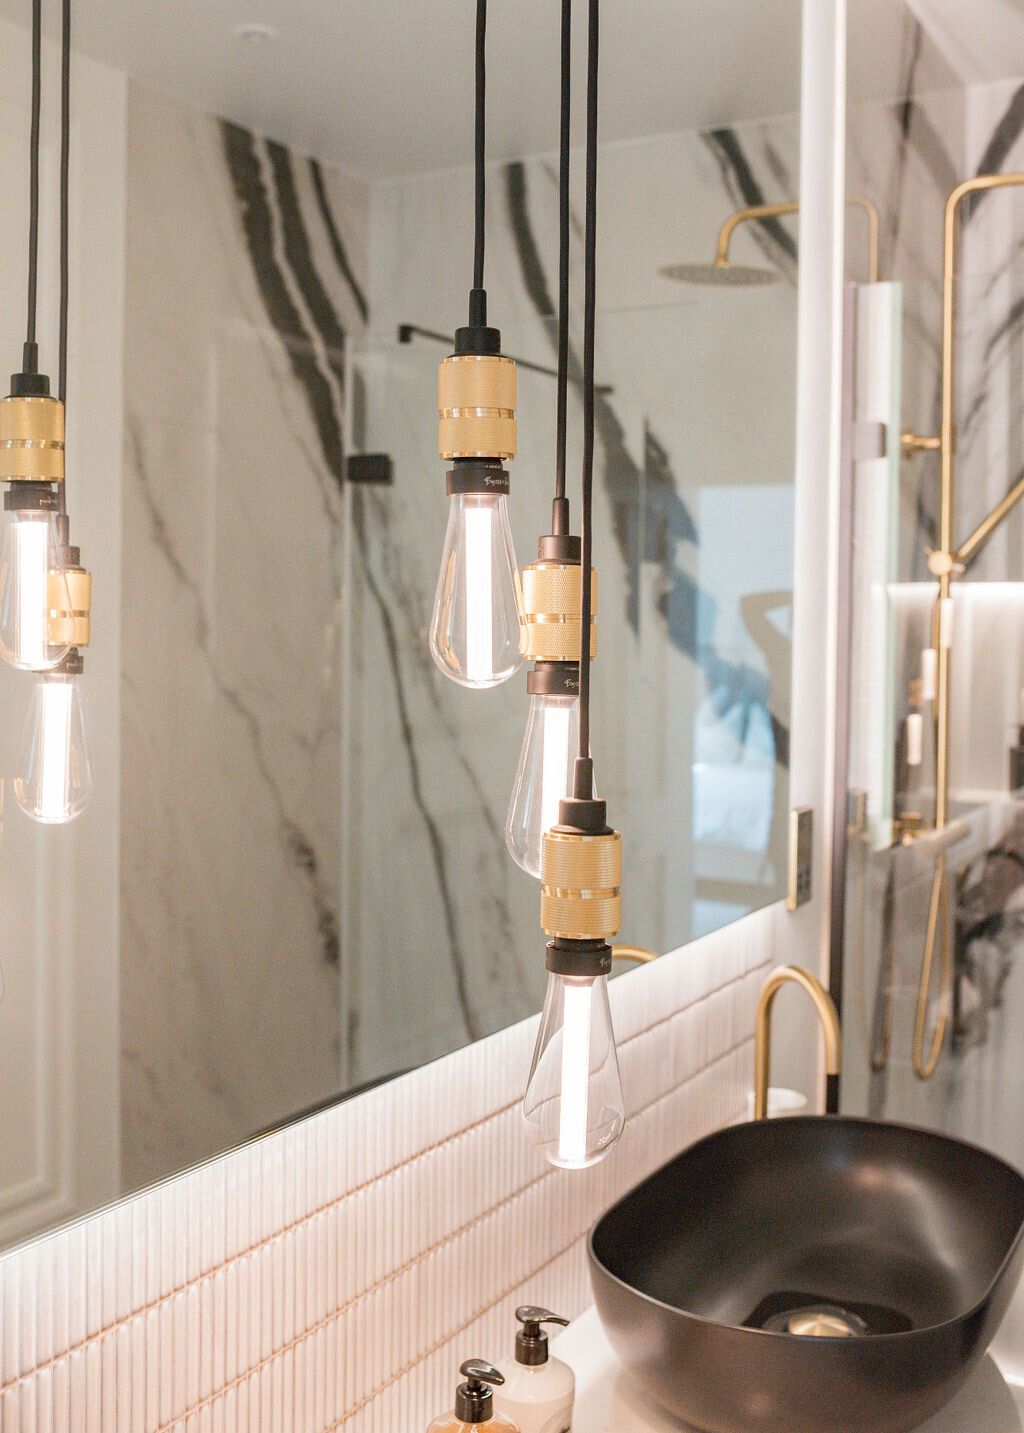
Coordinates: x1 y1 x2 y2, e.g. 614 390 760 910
47 567 92 649
0 395 65 482
439 354 516 461
541 829 622 940
521 562 597 662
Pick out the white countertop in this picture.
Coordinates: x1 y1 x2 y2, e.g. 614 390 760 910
554 1307 1024 1433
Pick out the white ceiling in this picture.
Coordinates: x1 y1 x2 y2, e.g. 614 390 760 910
3 1 1013 181
0 0 805 179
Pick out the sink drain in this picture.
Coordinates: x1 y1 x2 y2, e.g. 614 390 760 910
784 1307 867 1338
744 1291 911 1336
759 1302 869 1338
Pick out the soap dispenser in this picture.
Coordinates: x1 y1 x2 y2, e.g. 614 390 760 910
427 1359 520 1433
494 1307 574 1433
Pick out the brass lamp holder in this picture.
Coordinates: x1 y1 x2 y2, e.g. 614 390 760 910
540 784 622 978
521 510 597 667
438 290 517 465
0 373 65 486
49 513 92 652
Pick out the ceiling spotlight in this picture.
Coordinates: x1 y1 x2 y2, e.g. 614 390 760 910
234 22 278 44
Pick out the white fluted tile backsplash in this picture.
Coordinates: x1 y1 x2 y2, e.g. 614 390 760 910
0 905 775 1432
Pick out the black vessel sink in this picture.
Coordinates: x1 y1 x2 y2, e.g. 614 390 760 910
589 1116 1024 1433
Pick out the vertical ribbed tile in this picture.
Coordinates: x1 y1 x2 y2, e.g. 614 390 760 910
0 907 774 1433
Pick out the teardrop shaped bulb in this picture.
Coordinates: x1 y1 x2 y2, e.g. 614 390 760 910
506 692 584 877
523 971 624 1169
429 492 523 688
0 504 73 670
15 667 93 823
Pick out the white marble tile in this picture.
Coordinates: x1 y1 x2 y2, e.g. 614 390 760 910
120 83 370 1190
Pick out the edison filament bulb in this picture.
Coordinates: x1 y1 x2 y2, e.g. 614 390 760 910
15 648 93 823
429 470 523 688
523 965 624 1169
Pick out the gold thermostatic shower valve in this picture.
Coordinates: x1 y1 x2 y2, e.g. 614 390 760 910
438 353 517 461
0 394 65 483
521 561 597 662
48 564 92 649
541 828 622 941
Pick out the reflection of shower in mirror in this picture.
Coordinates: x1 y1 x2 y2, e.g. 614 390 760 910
660 259 781 286
662 194 880 288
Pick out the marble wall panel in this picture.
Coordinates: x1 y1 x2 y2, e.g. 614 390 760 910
349 116 801 1084
121 83 369 1191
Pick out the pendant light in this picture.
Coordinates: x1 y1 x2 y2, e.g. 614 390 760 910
522 0 626 1170
15 0 94 825
506 0 596 879
429 0 524 689
0 0 74 673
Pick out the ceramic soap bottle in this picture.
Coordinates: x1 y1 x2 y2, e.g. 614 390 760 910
494 1307 574 1433
427 1359 520 1433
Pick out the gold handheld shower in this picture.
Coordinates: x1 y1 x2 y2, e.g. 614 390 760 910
660 196 879 287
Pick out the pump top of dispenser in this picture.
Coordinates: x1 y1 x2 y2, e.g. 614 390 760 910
513 1307 570 1366
455 1361 505 1423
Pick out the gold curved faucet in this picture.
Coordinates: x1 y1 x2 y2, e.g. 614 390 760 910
611 944 659 964
755 966 841 1120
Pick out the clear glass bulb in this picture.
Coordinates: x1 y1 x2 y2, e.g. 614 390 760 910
506 692 582 877
429 492 523 687
15 669 93 823
523 971 624 1169
0 505 72 670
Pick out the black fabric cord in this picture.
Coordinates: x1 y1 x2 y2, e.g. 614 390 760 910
555 0 571 504
576 0 598 788
473 0 486 294
57 0 70 511
25 0 42 368
58 0 70 403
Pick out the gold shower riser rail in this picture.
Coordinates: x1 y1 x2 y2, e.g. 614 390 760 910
900 172 1024 1078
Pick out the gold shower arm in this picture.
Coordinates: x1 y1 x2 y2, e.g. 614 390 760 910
714 200 800 267
714 196 879 282
713 200 802 267
956 469 1024 567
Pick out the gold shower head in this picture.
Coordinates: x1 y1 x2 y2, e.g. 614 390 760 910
661 196 880 290
659 258 781 286
661 199 798 291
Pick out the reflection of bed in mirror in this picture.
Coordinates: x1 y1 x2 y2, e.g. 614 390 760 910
692 584 792 925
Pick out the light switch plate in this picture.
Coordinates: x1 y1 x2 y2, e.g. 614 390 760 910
787 806 813 910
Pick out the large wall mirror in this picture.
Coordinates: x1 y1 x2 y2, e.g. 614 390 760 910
0 0 803 1250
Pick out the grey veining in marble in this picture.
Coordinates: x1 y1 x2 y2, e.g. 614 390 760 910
120 83 368 1191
